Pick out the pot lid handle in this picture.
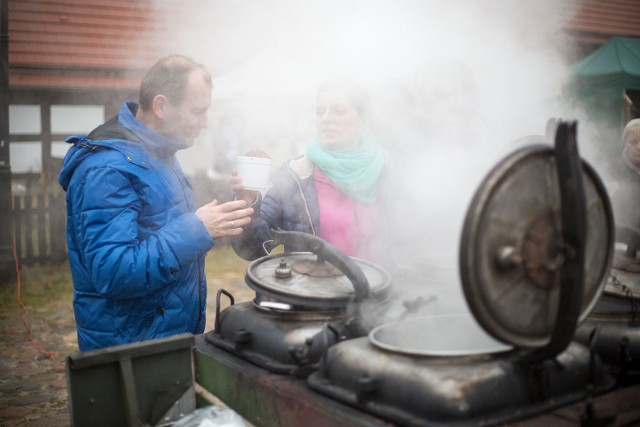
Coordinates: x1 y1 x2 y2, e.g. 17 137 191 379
270 230 370 301
527 121 586 361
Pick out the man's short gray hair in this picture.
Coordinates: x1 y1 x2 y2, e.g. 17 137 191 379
138 54 212 111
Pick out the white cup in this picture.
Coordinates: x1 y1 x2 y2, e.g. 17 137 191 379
235 156 272 191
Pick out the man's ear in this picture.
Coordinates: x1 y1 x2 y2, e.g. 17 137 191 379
152 94 169 118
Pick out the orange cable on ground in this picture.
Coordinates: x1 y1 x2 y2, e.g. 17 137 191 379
14 239 65 368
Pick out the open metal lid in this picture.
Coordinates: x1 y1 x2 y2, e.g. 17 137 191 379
459 140 614 348
246 253 391 309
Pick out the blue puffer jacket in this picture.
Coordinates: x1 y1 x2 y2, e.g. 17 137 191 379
58 102 214 351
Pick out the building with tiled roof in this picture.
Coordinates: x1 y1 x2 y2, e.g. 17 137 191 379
3 0 270 177
7 0 640 92
1 0 639 271
3 0 640 176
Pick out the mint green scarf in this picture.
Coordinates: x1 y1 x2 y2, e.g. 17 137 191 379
306 134 386 203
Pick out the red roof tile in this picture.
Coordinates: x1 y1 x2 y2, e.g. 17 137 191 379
7 0 640 90
8 0 166 89
564 0 640 44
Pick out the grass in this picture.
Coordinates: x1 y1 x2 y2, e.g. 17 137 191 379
0 262 73 319
206 241 251 278
0 245 250 319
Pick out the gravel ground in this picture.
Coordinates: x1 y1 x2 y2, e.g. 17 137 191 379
0 248 253 427
0 298 77 427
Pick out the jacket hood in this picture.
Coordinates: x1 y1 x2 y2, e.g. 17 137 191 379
58 102 176 191
58 134 145 190
58 136 93 191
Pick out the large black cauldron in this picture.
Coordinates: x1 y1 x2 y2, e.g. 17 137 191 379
308 123 616 426
575 224 640 385
205 230 391 377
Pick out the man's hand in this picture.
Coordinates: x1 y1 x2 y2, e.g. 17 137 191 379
195 199 254 238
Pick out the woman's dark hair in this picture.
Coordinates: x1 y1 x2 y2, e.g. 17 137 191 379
138 54 212 111
317 79 369 115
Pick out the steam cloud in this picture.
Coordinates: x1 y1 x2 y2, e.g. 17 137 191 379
157 0 583 167
156 0 593 319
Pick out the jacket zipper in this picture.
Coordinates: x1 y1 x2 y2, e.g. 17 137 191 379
286 165 317 235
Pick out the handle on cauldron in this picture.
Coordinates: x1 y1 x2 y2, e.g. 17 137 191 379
214 289 235 333
270 229 370 302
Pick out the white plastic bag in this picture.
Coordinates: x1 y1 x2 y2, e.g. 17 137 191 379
172 405 246 427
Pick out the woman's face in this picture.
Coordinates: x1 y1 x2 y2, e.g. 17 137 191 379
315 90 364 149
624 131 640 167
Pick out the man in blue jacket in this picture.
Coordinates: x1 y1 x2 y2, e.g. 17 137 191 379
58 55 254 351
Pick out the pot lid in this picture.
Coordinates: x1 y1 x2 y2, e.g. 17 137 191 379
459 142 614 348
246 253 392 309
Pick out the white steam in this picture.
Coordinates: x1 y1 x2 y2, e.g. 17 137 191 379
158 0 582 170
156 0 591 317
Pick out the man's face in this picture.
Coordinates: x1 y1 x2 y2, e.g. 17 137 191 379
162 72 212 148
315 90 364 149
625 132 640 167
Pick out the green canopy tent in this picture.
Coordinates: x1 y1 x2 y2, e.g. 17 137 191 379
571 36 640 89
569 36 640 135
568 36 640 167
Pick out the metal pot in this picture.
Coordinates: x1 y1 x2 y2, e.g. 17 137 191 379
205 230 391 377
308 124 616 426
574 224 640 384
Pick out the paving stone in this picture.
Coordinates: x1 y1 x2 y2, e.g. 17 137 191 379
0 362 13 371
49 377 68 391
10 393 53 406
26 413 71 427
28 372 61 384
0 382 22 394
0 405 33 418
11 381 41 392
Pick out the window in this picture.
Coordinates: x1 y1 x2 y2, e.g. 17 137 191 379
9 105 41 134
51 141 71 160
10 142 42 174
9 104 106 175
51 105 105 134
